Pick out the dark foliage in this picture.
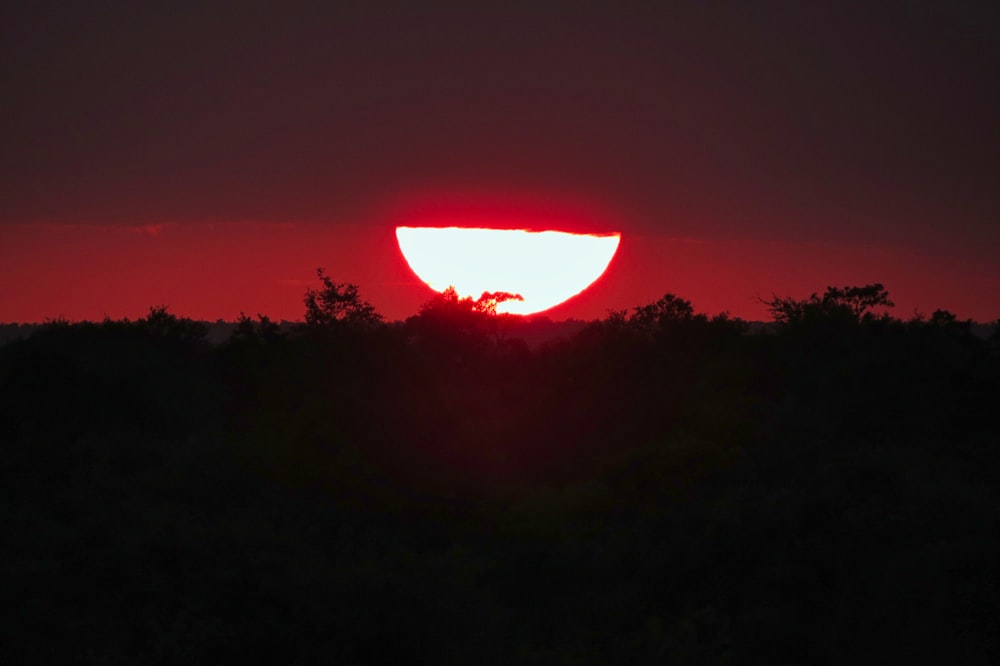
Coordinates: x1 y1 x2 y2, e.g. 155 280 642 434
2 287 998 664
303 268 383 329
762 283 895 326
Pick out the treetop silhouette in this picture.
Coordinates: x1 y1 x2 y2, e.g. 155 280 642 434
762 283 895 325
303 268 383 329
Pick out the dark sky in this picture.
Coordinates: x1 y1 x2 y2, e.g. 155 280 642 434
2 1 998 321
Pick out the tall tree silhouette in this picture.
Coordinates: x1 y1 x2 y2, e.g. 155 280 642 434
303 268 383 328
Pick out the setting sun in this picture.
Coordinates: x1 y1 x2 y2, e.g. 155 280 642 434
395 227 621 315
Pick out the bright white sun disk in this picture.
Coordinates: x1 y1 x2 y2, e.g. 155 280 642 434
396 226 621 315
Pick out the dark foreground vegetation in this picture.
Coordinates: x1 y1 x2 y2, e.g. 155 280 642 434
2 279 998 664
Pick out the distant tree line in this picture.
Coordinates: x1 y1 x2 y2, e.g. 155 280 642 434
1 273 997 664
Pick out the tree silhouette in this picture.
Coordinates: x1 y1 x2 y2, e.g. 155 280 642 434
473 291 524 346
406 287 526 352
232 312 284 344
472 291 524 316
303 268 383 328
762 283 894 325
139 305 209 342
926 309 973 333
593 293 725 344
631 293 698 328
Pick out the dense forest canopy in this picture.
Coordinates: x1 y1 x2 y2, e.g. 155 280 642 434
2 278 998 664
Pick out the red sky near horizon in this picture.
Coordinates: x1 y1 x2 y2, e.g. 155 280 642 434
2 2 998 323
